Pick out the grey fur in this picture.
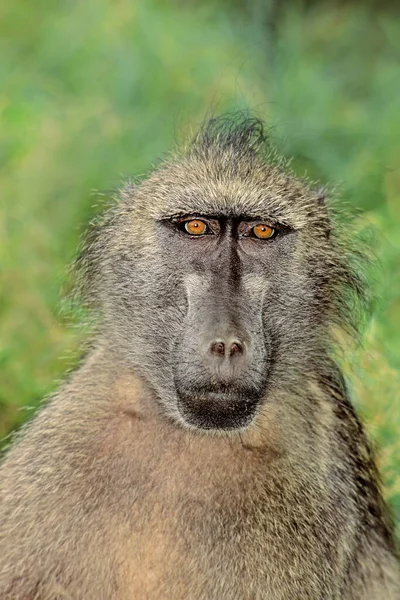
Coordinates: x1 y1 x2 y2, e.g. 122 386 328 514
0 114 399 599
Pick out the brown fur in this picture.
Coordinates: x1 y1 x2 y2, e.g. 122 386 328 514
0 115 399 599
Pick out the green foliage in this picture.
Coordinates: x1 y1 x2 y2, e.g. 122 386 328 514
1 0 399 532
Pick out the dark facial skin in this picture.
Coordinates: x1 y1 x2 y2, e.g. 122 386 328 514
156 213 296 431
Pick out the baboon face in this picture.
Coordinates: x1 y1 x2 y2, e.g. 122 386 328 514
154 211 296 431
91 119 345 432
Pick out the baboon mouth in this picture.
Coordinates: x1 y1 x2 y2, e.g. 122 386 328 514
175 388 260 431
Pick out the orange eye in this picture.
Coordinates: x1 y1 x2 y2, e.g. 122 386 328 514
184 219 208 235
252 224 275 239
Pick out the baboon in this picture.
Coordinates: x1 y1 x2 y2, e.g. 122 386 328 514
0 115 399 599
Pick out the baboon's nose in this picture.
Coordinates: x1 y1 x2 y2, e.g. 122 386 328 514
205 337 248 381
209 339 246 359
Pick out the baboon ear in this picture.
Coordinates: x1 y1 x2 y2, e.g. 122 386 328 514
315 186 327 205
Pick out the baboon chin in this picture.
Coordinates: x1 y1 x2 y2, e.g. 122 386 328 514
175 386 262 431
1 113 399 599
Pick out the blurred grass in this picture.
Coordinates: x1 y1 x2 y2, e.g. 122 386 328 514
1 1 399 534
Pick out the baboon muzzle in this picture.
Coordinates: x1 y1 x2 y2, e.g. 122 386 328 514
172 279 268 431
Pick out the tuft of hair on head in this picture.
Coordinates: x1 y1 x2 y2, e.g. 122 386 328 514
188 111 271 162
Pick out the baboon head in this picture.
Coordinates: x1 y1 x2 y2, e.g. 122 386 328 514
79 115 362 432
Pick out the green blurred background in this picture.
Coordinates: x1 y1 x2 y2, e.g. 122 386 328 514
1 0 399 533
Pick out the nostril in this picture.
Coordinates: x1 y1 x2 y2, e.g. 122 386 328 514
208 339 246 359
230 341 244 356
210 341 225 356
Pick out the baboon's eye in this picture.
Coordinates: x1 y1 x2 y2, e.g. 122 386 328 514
238 221 279 240
252 224 276 239
184 219 208 236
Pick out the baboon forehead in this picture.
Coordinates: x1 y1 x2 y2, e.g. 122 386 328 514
134 156 327 230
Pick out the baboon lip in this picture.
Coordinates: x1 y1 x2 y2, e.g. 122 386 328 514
175 388 260 431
